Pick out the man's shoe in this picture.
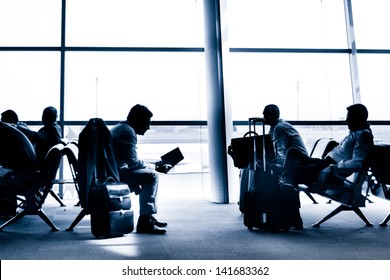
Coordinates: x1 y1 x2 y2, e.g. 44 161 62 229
137 224 167 234
136 215 167 234
150 215 168 227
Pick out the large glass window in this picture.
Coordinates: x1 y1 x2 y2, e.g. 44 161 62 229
228 53 352 121
226 0 352 121
0 52 60 120
66 0 203 47
352 0 390 49
227 0 347 48
0 0 61 46
64 51 206 121
356 54 390 120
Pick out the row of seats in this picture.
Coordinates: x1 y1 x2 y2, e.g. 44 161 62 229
0 142 66 231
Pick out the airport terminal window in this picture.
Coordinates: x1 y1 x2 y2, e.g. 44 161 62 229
0 52 60 120
2 0 390 180
0 0 61 46
227 0 346 49
66 0 203 47
228 53 352 121
352 0 390 49
65 51 206 121
356 54 390 120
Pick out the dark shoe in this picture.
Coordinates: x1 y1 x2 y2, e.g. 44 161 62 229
137 223 167 234
150 215 168 227
137 215 167 234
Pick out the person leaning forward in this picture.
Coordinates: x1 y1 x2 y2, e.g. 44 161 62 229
110 104 169 234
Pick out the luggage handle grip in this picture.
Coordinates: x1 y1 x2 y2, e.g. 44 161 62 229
248 117 267 172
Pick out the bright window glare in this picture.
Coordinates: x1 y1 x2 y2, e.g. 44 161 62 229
0 0 61 46
0 52 60 120
353 0 390 49
227 0 347 48
65 52 206 121
229 53 351 120
66 0 203 47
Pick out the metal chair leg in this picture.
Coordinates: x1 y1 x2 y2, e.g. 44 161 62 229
379 212 390 227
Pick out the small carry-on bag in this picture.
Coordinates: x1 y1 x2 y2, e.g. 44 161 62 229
89 178 134 238
241 118 302 232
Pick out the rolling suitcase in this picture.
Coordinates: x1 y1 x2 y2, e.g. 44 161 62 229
89 178 134 238
242 118 303 231
229 119 274 213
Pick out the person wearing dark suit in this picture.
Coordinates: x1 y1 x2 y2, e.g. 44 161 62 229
110 104 168 234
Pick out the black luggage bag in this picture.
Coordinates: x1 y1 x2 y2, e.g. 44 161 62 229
79 118 134 238
89 178 134 238
241 118 302 232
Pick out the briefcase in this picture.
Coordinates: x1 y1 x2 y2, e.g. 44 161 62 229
89 178 134 238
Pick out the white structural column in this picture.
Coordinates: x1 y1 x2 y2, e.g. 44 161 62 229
344 0 361 103
203 0 237 203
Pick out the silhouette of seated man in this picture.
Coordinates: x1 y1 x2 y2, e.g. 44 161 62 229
18 106 62 166
281 103 373 188
0 121 38 174
1 109 30 130
110 104 169 234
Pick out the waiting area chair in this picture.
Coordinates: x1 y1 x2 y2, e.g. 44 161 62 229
367 144 390 226
304 157 373 228
299 138 339 204
52 141 80 206
0 143 64 231
0 143 64 232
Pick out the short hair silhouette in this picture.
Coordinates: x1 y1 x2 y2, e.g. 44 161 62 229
127 104 153 122
42 106 58 125
1 109 19 124
347 103 368 122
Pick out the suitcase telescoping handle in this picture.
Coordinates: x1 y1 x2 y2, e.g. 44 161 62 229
248 118 266 172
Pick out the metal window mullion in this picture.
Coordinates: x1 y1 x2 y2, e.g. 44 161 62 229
344 0 361 104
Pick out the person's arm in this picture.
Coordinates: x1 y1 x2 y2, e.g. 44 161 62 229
272 126 288 164
117 128 148 170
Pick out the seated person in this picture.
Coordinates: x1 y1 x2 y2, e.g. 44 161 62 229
0 121 38 174
281 103 373 188
110 104 169 234
0 121 38 208
18 106 62 165
1 109 19 126
1 109 30 130
263 104 308 166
